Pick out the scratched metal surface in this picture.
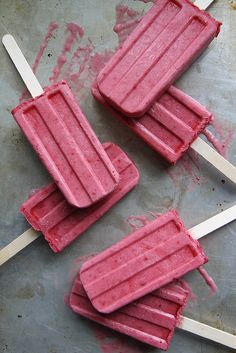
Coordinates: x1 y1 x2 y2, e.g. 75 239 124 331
0 0 235 352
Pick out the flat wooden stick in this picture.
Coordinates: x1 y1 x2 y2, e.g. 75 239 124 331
178 316 236 349
189 204 236 239
194 0 215 10
191 137 236 184
0 228 40 266
2 34 43 98
0 204 235 266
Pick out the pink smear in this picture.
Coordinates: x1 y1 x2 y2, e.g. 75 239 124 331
19 22 58 103
126 215 149 230
203 130 226 156
90 51 114 76
91 325 143 353
203 120 234 158
49 23 84 83
167 154 203 187
33 22 59 71
69 46 93 83
114 5 143 46
198 266 218 295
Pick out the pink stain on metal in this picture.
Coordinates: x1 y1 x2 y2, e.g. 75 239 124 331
167 154 203 187
33 22 59 71
19 21 58 103
198 266 218 295
91 325 143 353
49 23 84 83
203 120 234 158
114 5 143 46
90 51 114 76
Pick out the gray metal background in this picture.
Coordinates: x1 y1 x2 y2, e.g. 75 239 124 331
0 1 235 352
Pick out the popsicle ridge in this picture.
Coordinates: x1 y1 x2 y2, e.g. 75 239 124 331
97 0 221 117
12 81 120 208
92 81 212 163
70 274 189 350
80 210 207 313
20 143 139 252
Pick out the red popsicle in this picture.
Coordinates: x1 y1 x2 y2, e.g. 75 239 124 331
12 81 119 208
97 0 221 117
80 210 207 313
20 143 139 252
70 274 189 350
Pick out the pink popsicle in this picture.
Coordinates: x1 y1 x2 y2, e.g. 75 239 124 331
97 0 221 117
80 210 207 313
12 81 119 208
92 81 212 163
70 274 189 350
20 143 139 252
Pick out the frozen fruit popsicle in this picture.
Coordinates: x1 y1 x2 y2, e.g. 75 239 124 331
0 203 235 268
80 210 208 313
3 35 119 208
70 275 236 350
20 143 139 253
92 82 236 183
96 0 221 117
70 274 189 350
92 82 212 163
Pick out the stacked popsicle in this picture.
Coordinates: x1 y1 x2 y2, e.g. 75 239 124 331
93 0 236 183
1 0 236 351
70 274 190 350
69 207 236 350
0 35 140 263
20 142 139 253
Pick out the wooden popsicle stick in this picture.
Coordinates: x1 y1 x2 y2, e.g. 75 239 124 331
0 204 235 266
178 316 236 349
0 228 40 266
194 0 215 10
191 137 236 184
2 34 43 98
189 204 236 240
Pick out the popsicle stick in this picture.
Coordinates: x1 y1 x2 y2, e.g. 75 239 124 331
0 204 235 266
191 137 236 184
194 0 215 10
2 34 43 98
178 316 236 349
189 204 236 240
0 228 40 266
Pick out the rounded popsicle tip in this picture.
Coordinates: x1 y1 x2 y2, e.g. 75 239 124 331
2 33 14 45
